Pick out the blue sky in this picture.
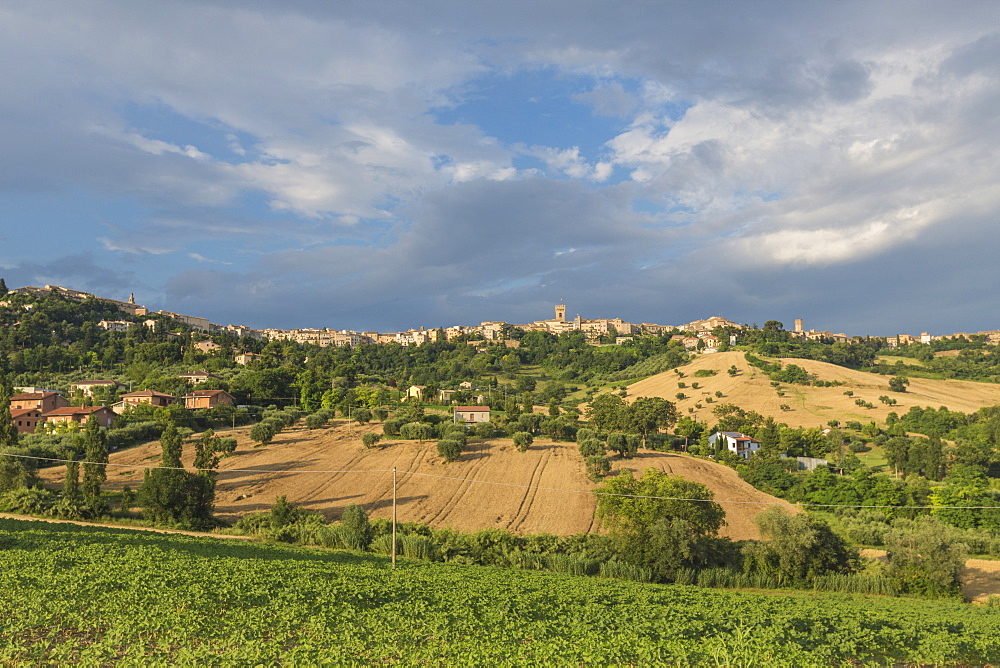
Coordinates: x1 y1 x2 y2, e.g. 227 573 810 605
2 1 1000 336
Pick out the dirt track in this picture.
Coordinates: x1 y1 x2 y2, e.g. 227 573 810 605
627 351 1000 428
38 421 796 540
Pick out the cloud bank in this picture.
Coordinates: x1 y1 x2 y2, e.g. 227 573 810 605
1 1 999 335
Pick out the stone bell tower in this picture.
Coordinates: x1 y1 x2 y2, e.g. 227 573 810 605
555 304 566 323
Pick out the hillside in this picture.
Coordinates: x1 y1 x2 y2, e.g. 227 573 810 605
626 351 1000 427
39 422 796 541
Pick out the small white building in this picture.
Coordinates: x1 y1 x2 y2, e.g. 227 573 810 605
454 406 490 424
708 431 761 460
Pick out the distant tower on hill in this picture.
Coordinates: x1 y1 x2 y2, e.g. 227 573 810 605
555 304 566 323
794 318 803 333
129 293 136 305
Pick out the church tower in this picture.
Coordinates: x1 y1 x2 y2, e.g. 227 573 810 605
554 304 566 323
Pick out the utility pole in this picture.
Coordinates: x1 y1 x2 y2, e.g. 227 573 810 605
391 467 397 569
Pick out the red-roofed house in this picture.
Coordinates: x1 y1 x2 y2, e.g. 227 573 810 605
454 406 491 424
708 431 761 460
43 406 115 429
119 390 175 408
9 391 68 413
11 408 43 434
183 389 234 410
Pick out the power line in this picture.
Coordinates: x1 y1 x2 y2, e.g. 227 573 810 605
4 451 1000 510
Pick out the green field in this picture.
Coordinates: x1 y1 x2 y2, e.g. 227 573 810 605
1 518 998 665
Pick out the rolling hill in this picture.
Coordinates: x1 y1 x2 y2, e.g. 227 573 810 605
625 351 1000 428
39 421 796 541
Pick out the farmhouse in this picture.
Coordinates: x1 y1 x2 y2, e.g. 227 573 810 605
454 406 490 424
43 406 115 429
9 391 68 413
11 408 43 434
708 431 761 460
234 352 261 365
183 389 234 410
118 390 175 409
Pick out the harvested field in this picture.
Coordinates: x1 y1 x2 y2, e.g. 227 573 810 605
626 351 1000 428
38 421 794 540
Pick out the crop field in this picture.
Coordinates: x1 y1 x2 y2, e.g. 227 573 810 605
38 422 796 540
2 518 999 665
628 351 1000 427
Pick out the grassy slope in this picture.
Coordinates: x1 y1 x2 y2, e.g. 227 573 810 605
626 351 1000 428
1 518 999 665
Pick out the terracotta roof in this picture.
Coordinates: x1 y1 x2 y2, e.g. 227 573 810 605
120 390 175 398
184 390 232 398
10 408 41 417
42 406 110 417
10 392 60 401
454 406 490 412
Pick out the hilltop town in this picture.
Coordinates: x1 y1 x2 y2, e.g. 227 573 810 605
4 283 996 351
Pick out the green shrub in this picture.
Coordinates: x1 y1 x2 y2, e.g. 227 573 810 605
437 439 463 462
362 432 381 449
304 413 326 430
473 421 497 439
400 422 434 441
585 455 611 481
512 432 533 452
382 419 402 436
578 438 604 458
340 504 373 550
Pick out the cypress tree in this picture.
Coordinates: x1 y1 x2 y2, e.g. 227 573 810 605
0 377 18 449
138 421 187 524
63 459 81 504
81 414 108 515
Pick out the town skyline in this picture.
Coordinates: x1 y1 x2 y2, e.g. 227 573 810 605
4 282 987 346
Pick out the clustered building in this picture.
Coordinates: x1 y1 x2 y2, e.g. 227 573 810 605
12 283 985 359
7 380 235 435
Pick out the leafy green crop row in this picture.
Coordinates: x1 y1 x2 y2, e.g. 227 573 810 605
1 518 998 665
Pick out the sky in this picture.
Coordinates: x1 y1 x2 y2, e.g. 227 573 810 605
2 1 1000 337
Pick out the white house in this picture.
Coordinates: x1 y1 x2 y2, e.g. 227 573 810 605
454 406 490 424
708 431 761 460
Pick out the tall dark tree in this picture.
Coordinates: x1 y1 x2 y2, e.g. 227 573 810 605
0 376 18 449
756 417 781 454
81 414 108 515
193 429 221 504
0 277 7 297
138 422 187 524
63 459 81 504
